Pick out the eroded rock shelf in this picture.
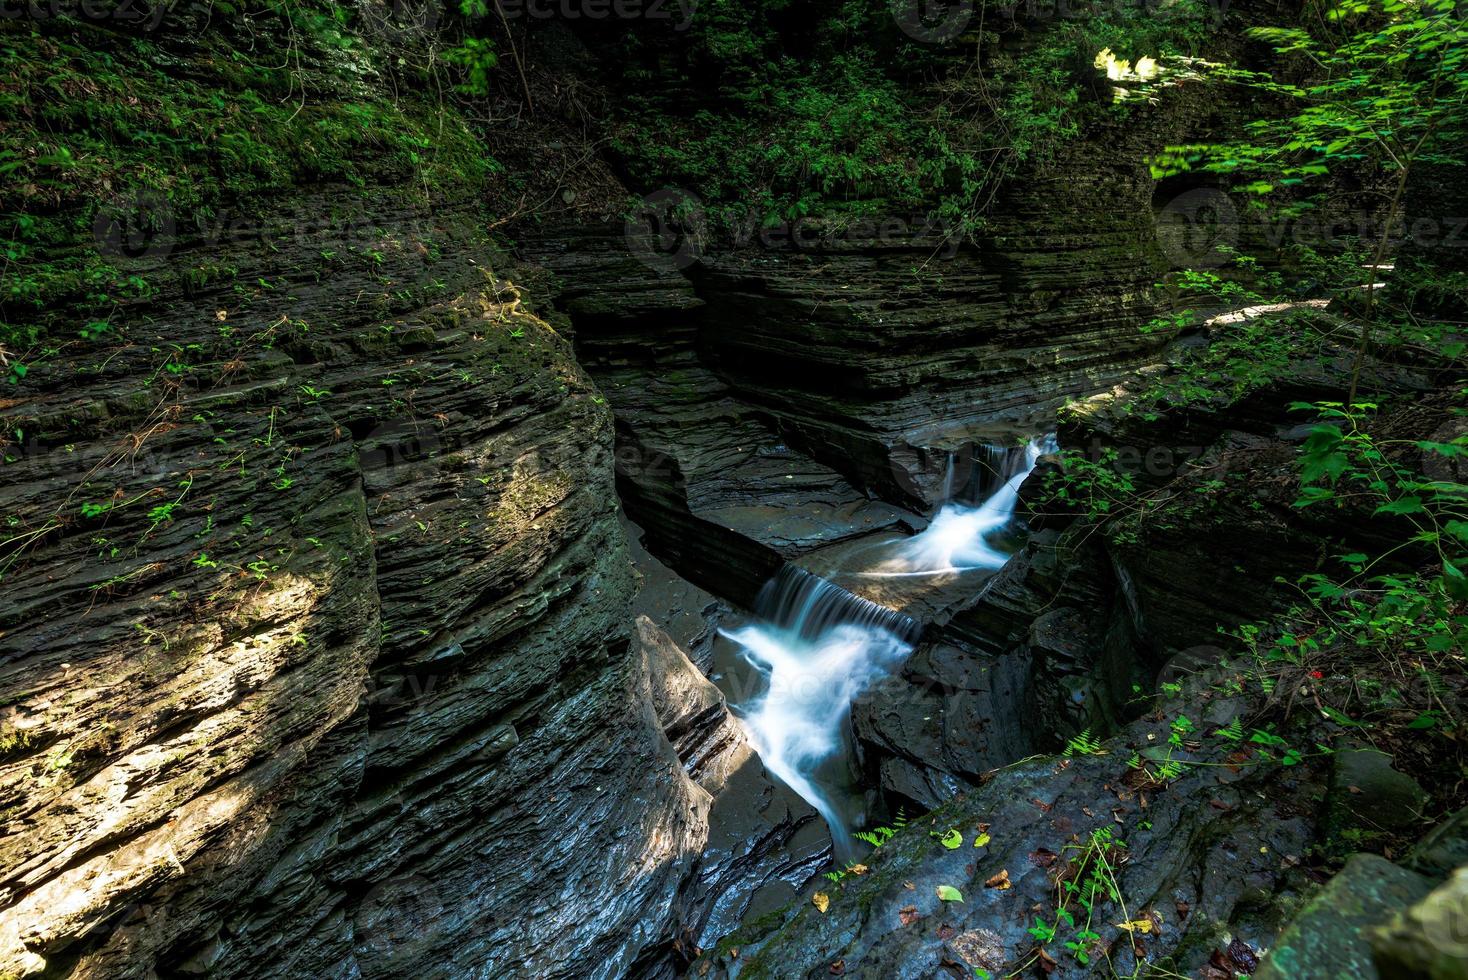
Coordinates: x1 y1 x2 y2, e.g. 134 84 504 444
2 5 1465 980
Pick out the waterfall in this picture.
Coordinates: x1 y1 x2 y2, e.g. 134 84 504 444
720 434 1056 856
752 566 922 645
860 434 1056 578
721 569 918 858
939 443 1012 505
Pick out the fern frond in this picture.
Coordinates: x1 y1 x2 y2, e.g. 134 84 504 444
1213 717 1244 741
1064 729 1107 756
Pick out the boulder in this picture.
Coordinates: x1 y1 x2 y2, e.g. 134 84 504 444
1255 855 1436 980
1372 865 1468 980
695 675 1323 979
1328 747 1430 837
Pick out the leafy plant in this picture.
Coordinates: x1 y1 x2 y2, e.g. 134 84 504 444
1290 401 1467 654
1064 729 1108 757
604 0 1212 235
1016 828 1132 972
1152 0 1468 402
1042 449 1139 523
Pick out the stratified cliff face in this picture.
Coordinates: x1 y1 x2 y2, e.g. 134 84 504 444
11 7 1455 979
0 186 716 976
0 12 718 975
521 71 1242 609
691 142 1176 509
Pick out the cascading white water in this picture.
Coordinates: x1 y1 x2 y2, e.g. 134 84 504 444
721 568 918 858
721 624 910 857
721 434 1056 856
861 434 1056 577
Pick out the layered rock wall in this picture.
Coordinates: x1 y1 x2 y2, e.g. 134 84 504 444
0 185 718 975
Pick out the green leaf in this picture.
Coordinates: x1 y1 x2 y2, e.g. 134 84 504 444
936 885 964 902
1320 705 1367 728
939 828 962 849
1375 497 1425 515
1417 440 1466 459
1445 560 1468 601
1299 426 1350 484
1294 486 1338 507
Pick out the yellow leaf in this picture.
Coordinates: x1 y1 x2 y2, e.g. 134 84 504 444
1116 918 1154 934
813 892 830 913
849 864 869 875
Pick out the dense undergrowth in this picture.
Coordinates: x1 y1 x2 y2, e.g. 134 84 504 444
0 1 510 362
599 0 1220 234
1043 300 1468 829
1033 0 1468 866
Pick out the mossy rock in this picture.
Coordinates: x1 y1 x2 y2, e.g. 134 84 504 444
1372 865 1468 980
1255 854 1436 980
1326 747 1430 841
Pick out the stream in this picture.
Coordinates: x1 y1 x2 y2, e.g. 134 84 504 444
716 436 1056 856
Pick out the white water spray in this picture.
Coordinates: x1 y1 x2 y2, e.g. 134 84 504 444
721 435 1056 855
721 567 918 857
723 621 910 856
860 435 1055 577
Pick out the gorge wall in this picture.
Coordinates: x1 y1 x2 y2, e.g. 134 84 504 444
0 181 719 975
0 13 720 976
0 11 1231 977
5 4 1458 979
